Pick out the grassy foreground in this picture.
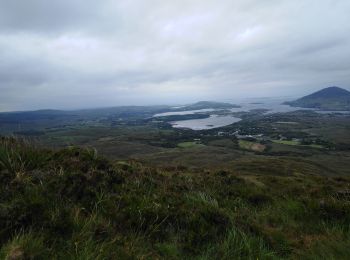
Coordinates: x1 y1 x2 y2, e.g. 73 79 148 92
1 137 350 259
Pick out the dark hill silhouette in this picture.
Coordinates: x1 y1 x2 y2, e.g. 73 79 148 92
285 86 350 111
176 101 240 111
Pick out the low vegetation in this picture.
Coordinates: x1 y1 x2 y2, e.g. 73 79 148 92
177 141 204 148
271 140 324 149
1 137 350 259
238 140 266 152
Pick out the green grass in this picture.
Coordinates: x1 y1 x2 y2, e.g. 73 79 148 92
177 141 204 148
272 139 324 149
239 140 266 152
272 140 300 146
200 228 278 259
0 231 50 259
307 144 325 149
0 137 50 175
1 137 350 258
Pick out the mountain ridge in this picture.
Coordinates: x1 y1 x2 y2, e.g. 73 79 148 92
176 101 240 111
285 86 350 111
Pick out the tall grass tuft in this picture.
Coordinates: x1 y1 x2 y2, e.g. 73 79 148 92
186 191 219 208
0 137 50 175
201 228 277 260
0 230 50 259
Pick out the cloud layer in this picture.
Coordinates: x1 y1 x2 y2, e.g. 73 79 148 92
1 0 350 111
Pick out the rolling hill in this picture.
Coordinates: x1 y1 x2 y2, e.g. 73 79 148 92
285 86 350 111
177 101 240 110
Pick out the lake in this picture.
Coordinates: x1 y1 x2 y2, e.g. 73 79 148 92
229 99 314 114
171 115 241 130
153 98 348 130
153 108 215 117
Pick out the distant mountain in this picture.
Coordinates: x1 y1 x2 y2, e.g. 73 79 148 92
179 101 240 111
285 86 350 111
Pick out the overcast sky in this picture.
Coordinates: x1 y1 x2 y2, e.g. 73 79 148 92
1 0 350 111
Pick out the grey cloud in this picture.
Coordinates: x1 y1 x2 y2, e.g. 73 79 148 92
293 37 347 56
0 0 350 111
0 0 109 33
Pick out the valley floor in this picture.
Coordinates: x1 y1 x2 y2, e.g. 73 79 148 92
1 108 350 258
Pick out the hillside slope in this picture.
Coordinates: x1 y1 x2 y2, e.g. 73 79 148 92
178 101 240 110
1 138 350 259
285 86 350 110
